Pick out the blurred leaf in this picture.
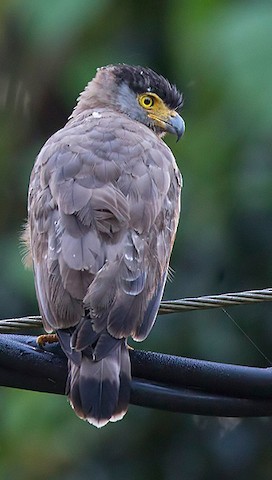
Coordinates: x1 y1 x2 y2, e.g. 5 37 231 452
9 0 110 51
195 4 272 137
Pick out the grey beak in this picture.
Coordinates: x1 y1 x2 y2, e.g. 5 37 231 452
166 113 185 141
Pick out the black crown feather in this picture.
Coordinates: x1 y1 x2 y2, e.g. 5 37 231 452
110 64 183 110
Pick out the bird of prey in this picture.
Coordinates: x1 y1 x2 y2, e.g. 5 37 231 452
24 64 185 427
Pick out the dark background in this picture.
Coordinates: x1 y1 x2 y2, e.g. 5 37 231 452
1 1 272 479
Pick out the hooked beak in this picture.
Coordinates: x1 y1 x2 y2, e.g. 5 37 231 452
165 112 185 141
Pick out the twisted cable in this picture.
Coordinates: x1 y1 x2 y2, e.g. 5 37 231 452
159 287 272 313
1 287 272 333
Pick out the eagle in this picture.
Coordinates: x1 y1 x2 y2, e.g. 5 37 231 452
24 64 185 427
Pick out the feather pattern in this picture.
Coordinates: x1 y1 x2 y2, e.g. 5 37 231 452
26 64 183 427
66 338 130 428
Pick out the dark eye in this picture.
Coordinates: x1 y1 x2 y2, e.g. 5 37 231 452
143 96 153 106
139 94 155 109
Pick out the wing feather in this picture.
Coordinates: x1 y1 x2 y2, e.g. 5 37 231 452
28 109 181 349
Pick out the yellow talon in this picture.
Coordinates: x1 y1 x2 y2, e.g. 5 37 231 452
36 333 58 347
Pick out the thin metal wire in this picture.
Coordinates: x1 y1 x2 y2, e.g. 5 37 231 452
159 287 272 313
0 316 43 333
1 287 272 333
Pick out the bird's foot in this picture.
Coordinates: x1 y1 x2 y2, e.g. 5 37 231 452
36 333 58 348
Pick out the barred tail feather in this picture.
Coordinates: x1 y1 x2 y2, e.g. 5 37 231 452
66 341 131 428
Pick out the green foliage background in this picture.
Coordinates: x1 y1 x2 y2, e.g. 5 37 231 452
1 1 272 479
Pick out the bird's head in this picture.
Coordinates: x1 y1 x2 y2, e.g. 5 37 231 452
73 64 185 141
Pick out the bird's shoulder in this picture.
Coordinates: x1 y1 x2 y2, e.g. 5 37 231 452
36 108 176 169
30 108 180 217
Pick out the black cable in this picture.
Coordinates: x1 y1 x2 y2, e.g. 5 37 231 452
131 380 272 417
1 334 272 417
131 350 272 398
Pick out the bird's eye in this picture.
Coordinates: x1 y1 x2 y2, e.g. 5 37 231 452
139 94 155 109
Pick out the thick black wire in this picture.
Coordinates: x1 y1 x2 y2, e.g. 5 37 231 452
1 334 272 417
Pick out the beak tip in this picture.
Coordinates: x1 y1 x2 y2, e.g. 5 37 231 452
175 117 185 142
167 113 185 142
176 127 184 143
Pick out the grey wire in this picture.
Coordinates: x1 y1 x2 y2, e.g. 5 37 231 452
1 287 272 333
0 316 43 333
159 288 272 313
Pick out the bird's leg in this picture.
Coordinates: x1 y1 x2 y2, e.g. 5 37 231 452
36 333 58 348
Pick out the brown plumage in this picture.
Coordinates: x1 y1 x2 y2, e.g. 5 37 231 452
24 64 185 427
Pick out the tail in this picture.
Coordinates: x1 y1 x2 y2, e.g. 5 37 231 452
58 328 131 428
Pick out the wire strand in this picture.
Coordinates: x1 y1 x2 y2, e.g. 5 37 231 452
1 287 272 333
221 308 272 366
159 287 272 313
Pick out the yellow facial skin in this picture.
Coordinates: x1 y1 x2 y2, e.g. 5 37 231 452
137 92 185 140
138 92 175 125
